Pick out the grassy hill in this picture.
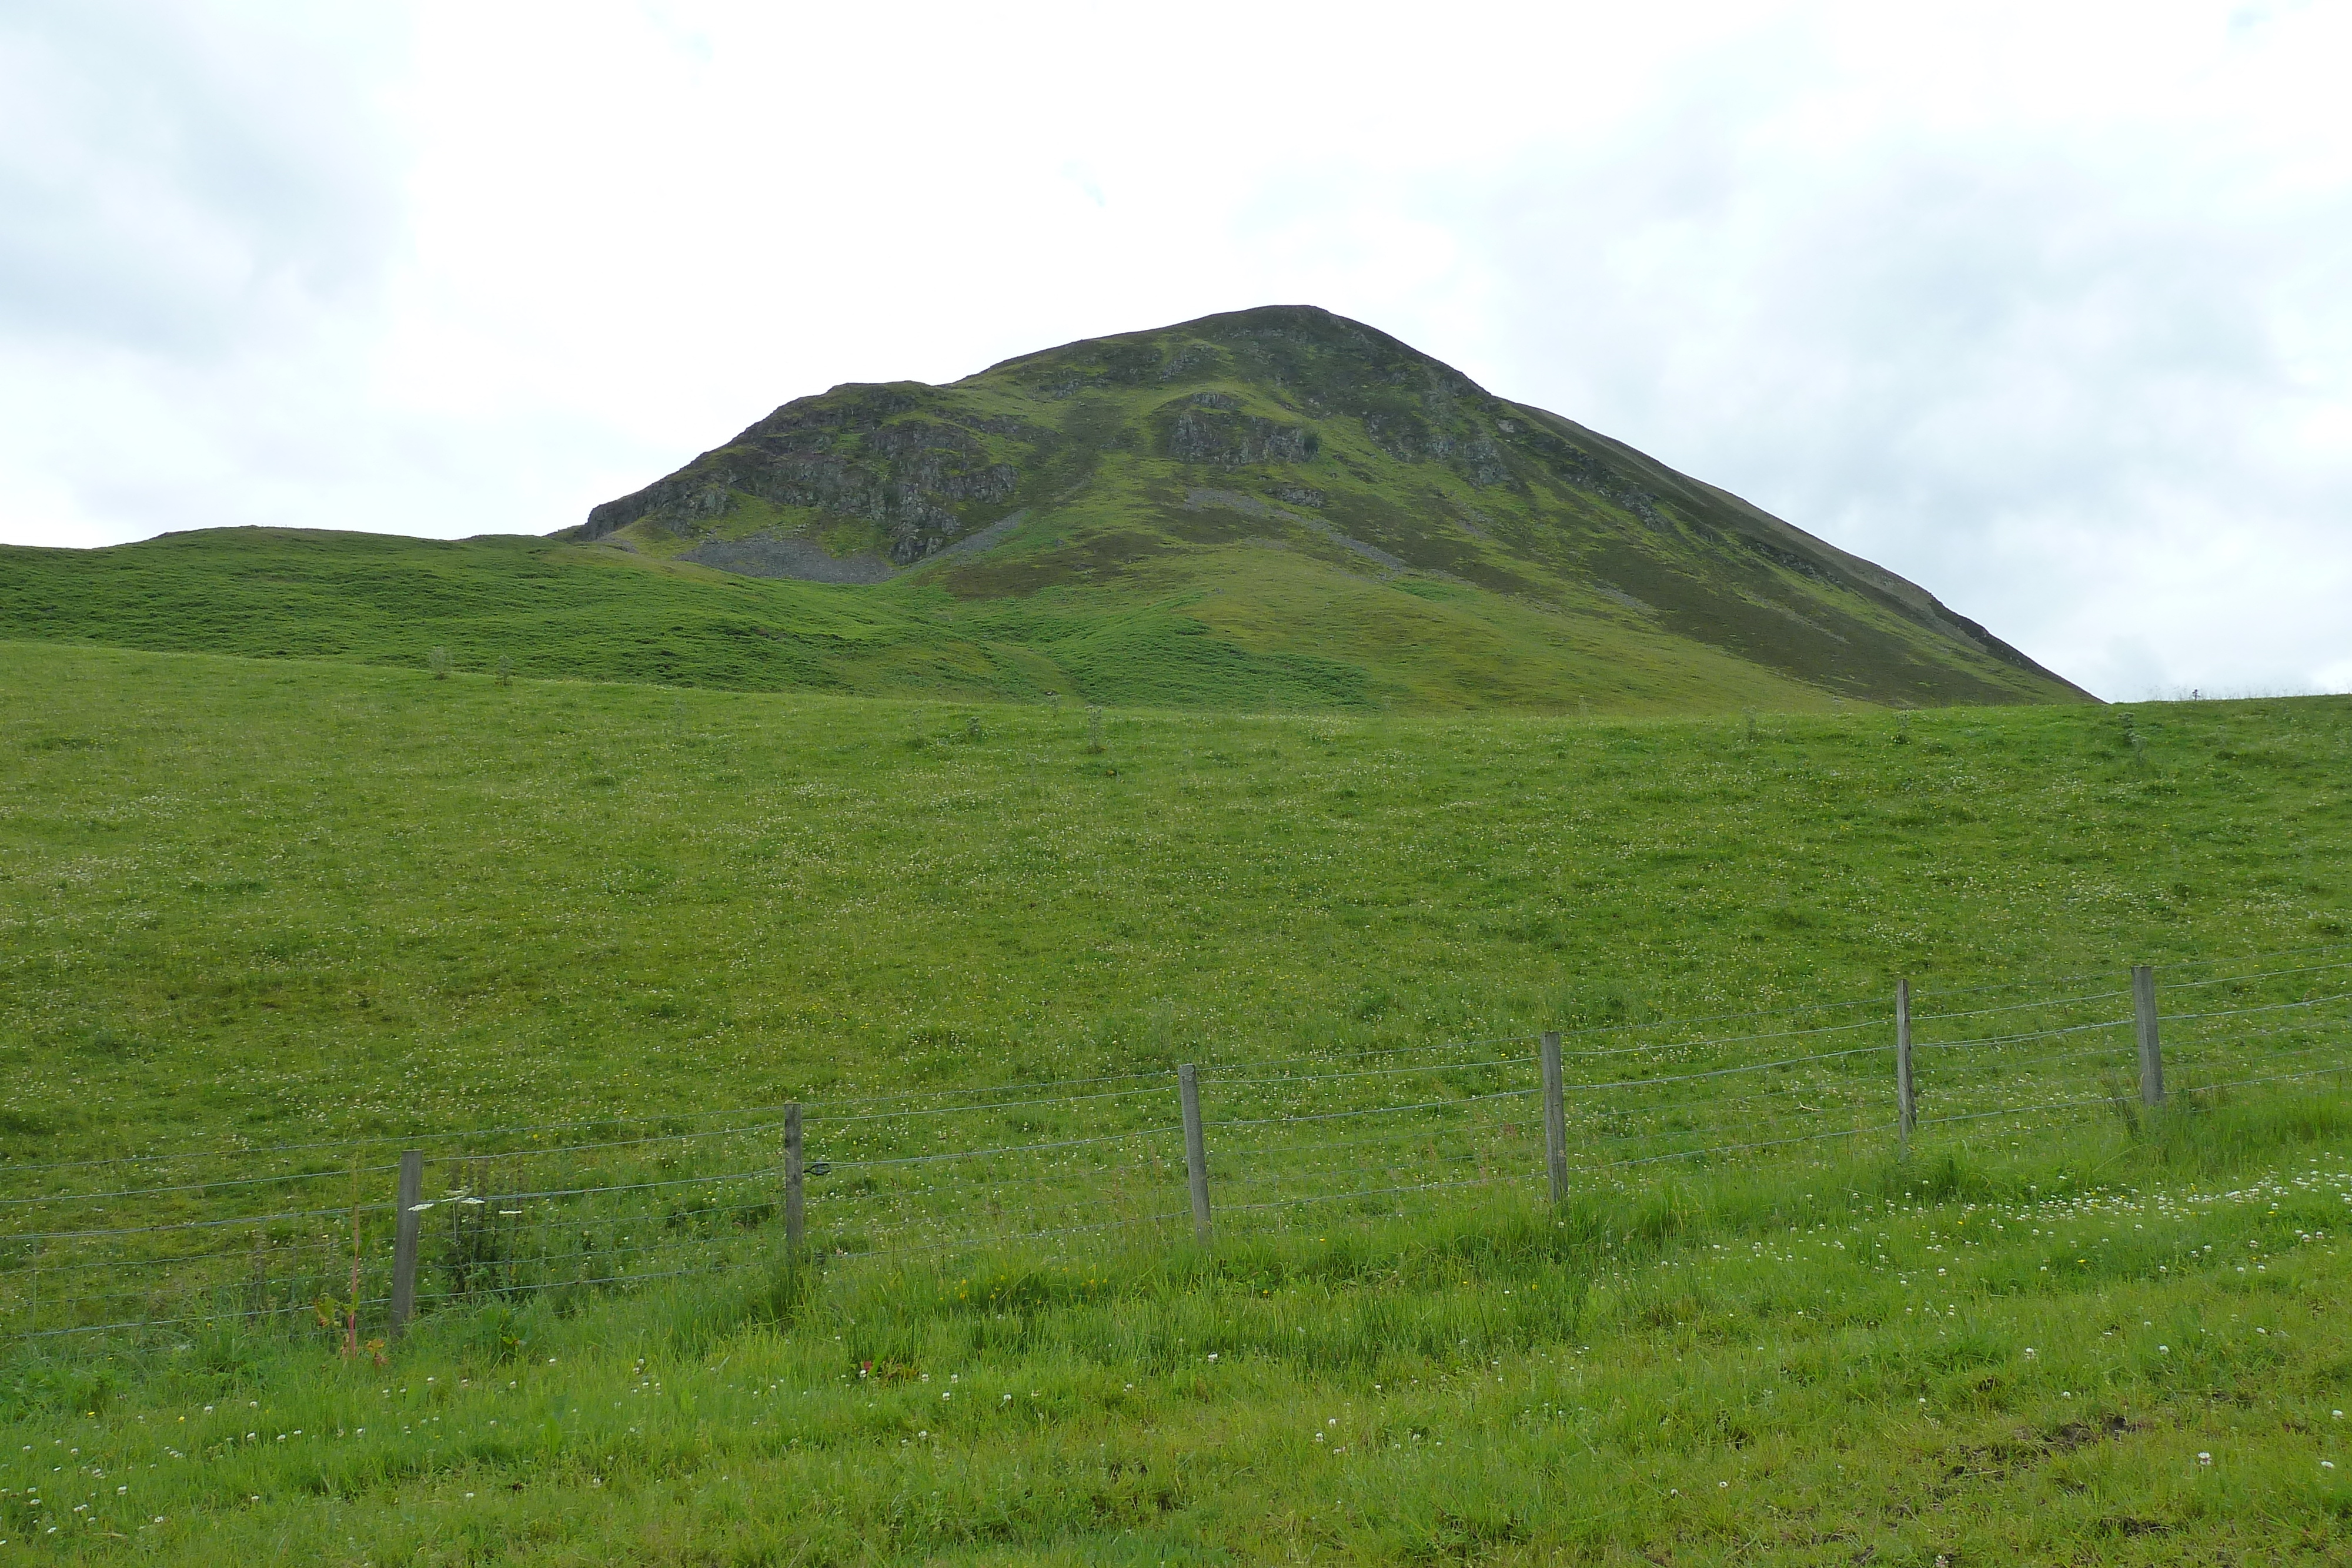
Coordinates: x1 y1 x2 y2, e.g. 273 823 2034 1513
0 525 1850 714
0 641 2336 1156
0 643 2347 1562
0 307 2093 713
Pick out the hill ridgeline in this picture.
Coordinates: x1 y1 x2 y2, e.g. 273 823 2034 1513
570 305 2087 709
1 306 2089 711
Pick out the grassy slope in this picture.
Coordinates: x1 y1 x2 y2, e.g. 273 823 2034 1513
0 527 1843 716
4 644 2350 1562
1 640 2342 1160
9 1112 2352 1564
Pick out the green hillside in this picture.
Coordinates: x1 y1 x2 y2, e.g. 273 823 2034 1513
1 644 2347 1564
0 643 2332 1158
0 306 2093 712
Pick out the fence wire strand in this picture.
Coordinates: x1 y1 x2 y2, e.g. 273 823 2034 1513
13 940 2352 1344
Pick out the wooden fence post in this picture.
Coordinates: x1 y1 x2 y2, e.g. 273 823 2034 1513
1180 1064 1211 1246
2134 964 2165 1106
783 1103 805 1257
1896 978 1916 1155
389 1150 422 1342
1541 1031 1568 1205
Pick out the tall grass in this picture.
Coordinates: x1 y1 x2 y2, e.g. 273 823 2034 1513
6 1092 2351 1560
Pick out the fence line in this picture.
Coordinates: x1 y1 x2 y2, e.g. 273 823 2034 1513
6 942 2350 1349
18 946 2352 1180
2164 958 2352 991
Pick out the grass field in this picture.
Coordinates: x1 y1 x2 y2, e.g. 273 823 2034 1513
8 1106 2352 1564
2 641 2342 1159
4 641 2350 1561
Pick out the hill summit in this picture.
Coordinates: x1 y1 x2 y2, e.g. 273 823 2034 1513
572 305 2089 708
0 307 2091 711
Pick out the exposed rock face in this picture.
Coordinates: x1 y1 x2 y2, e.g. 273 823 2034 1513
668 509 1035 585
583 390 1021 564
680 535 894 584
1162 405 1319 467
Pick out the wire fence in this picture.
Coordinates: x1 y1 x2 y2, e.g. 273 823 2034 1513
5 942 2350 1352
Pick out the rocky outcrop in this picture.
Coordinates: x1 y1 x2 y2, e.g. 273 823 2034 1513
581 389 1020 564
679 535 894 584
1162 406 1319 467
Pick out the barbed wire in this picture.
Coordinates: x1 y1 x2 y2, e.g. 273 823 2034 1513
2161 958 2352 992
407 1265 723 1311
2161 991 2352 1025
2165 1040 2352 1081
2180 1059 2352 1096
1218 1169 1536 1216
806 1081 1172 1125
6 1293 395 1343
1910 988 2132 1023
10 944 2351 1344
791 1067 1177 1109
822 1124 1181 1171
2149 938 2352 978
2159 1027 2352 1069
1598 1121 1877 1169
1916 1094 2130 1130
1559 1044 1889 1093
405 1166 778 1209
1217 1085 1539 1132
5 1200 396 1246
1183 1032 1546 1078
0 1112 791 1176
831 1206 1194 1263
9 939 2343 1181
0 1164 403 1209
1914 1016 2134 1052
1923 1037 2157 1077
1207 1054 1537 1090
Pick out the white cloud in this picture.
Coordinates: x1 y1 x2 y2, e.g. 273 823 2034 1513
2 0 2346 698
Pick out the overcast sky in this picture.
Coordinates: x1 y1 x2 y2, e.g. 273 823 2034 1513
4 1 2347 700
